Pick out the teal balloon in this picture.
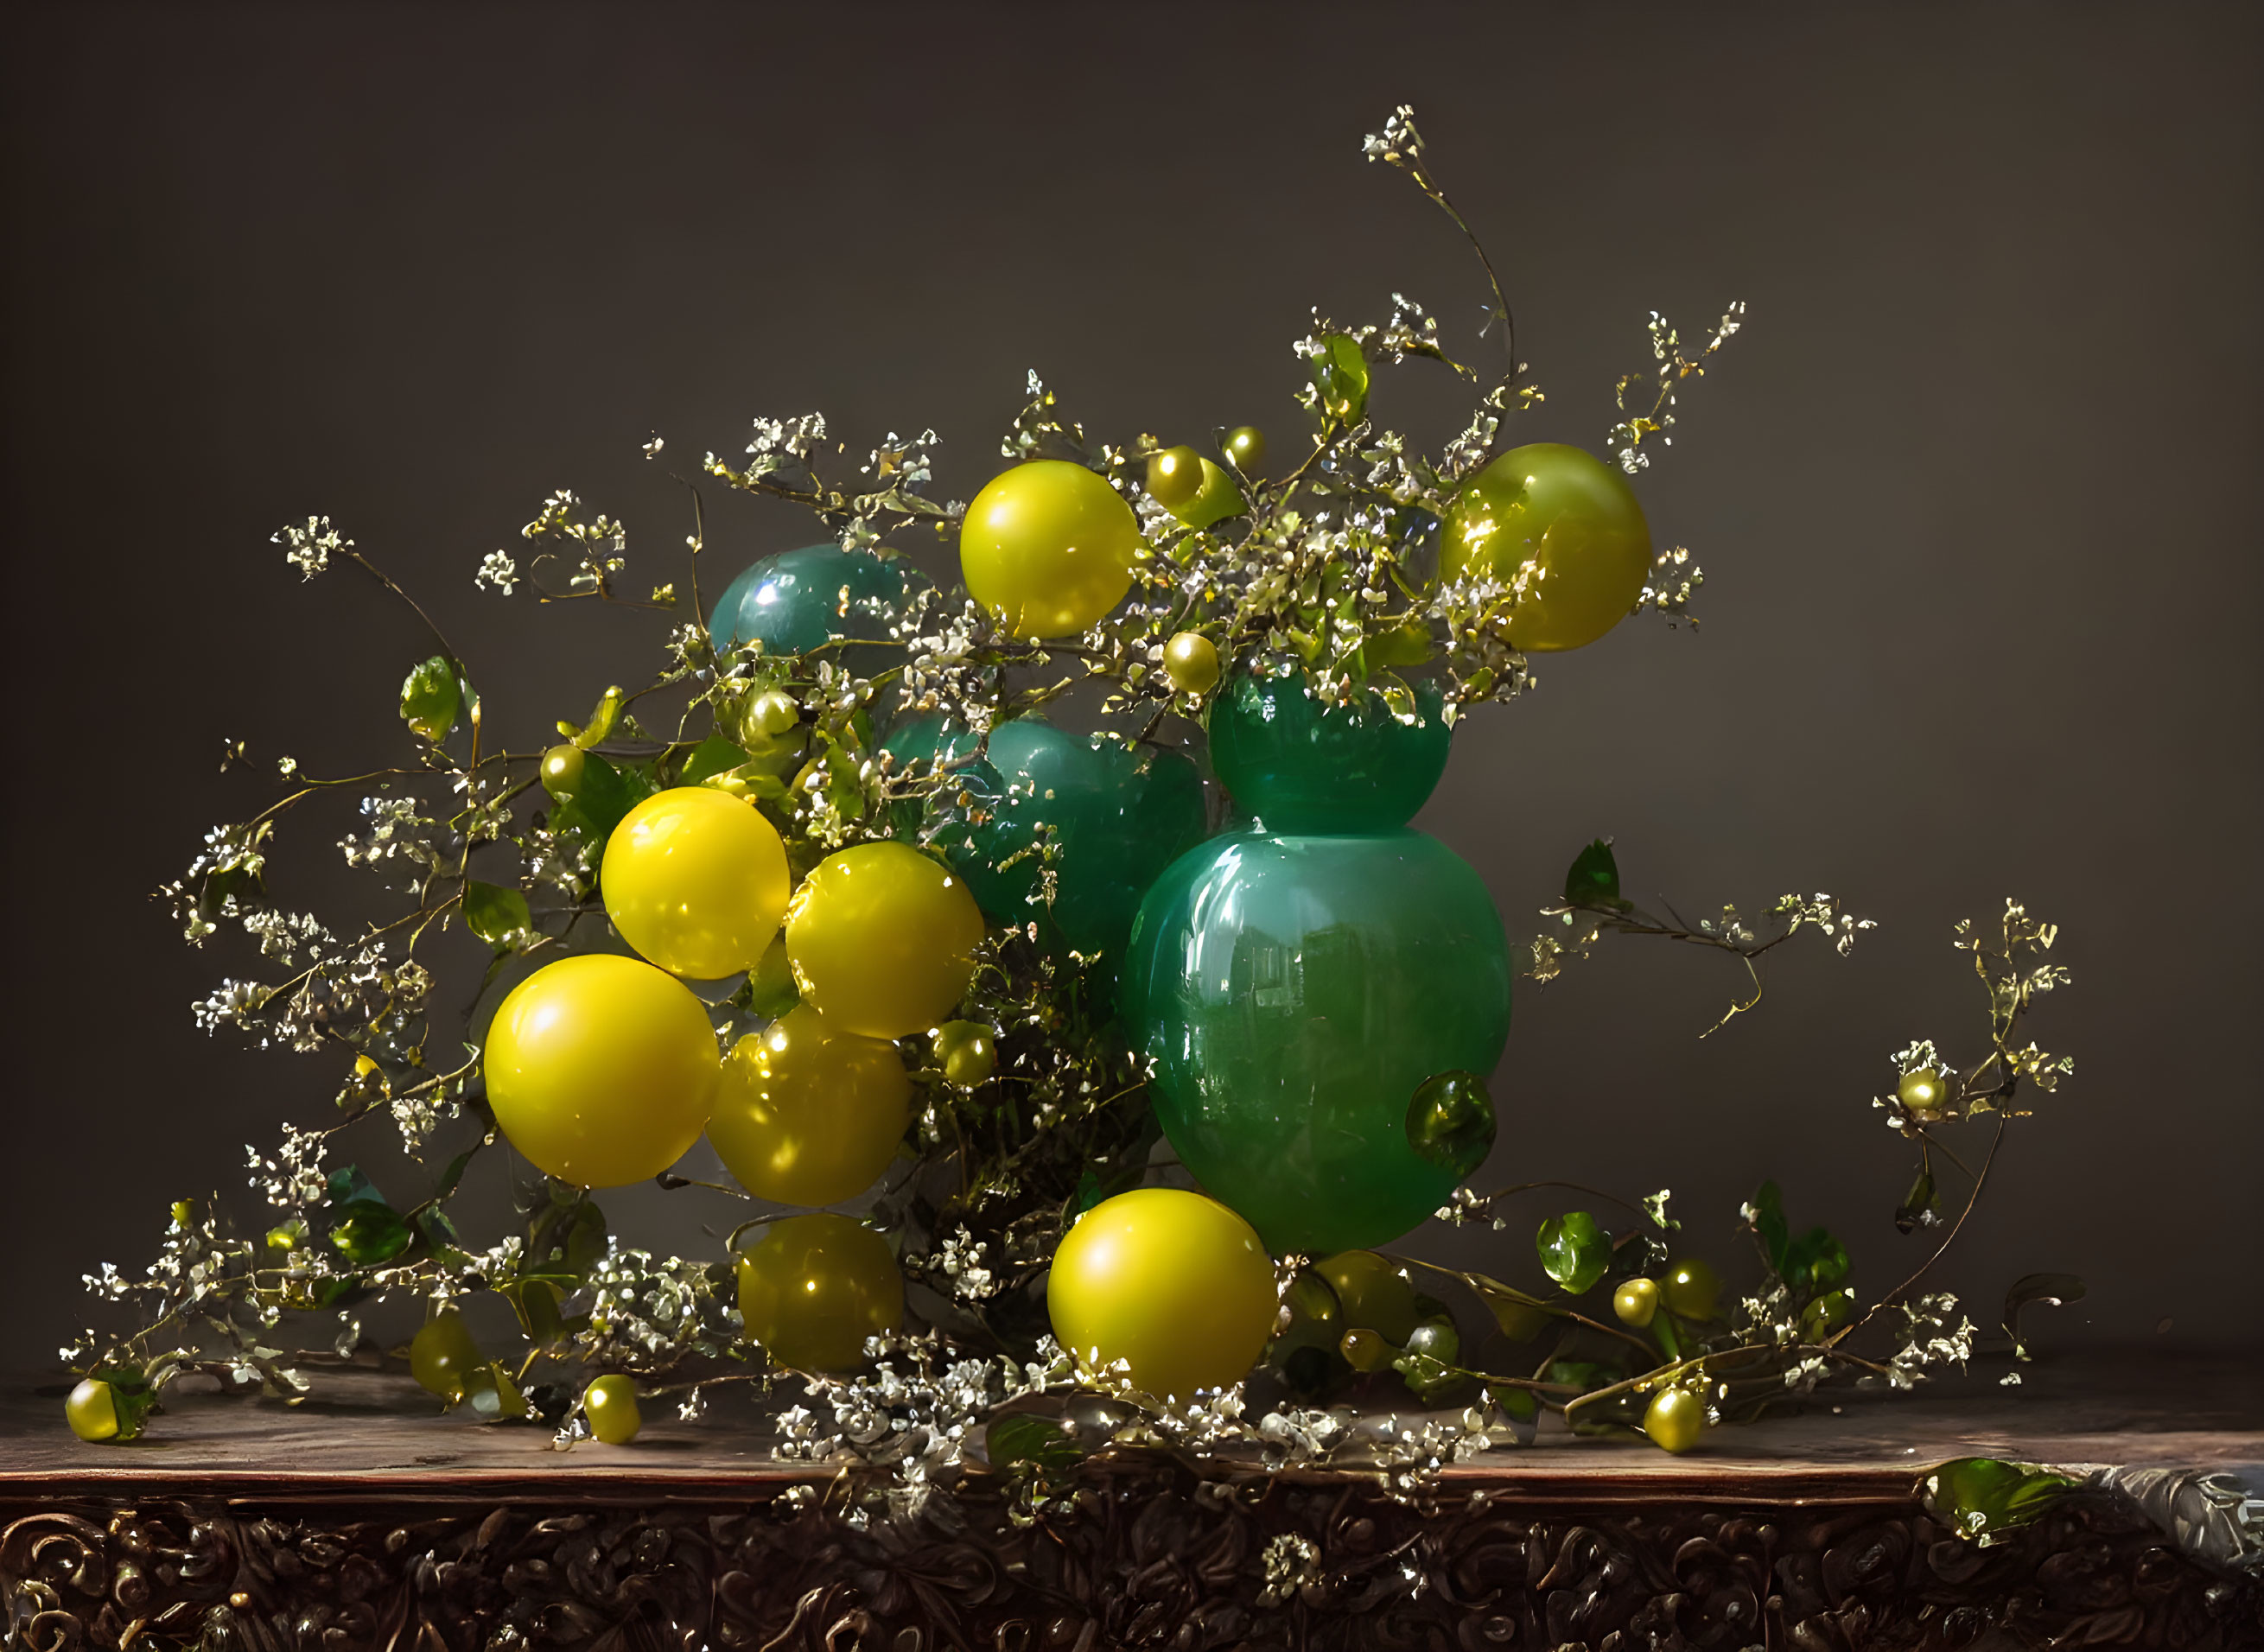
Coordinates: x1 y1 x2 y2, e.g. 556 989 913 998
709 545 919 662
887 716 1208 965
1123 826 1511 1254
1209 663 1452 832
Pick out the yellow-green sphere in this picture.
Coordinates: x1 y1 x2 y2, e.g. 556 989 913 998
1315 1250 1418 1344
960 460 1142 639
601 787 792 980
483 954 720 1187
709 1006 912 1205
1613 1277 1659 1329
737 1213 905 1373
1442 442 1651 653
583 1374 643 1445
65 1379 119 1443
932 1020 997 1088
1222 426 1268 475
1146 446 1205 511
409 1310 483 1400
1662 1258 1723 1321
1163 632 1221 696
1898 1068 1951 1115
540 743 586 800
1644 1386 1706 1454
1048 1188 1278 1401
785 842 985 1040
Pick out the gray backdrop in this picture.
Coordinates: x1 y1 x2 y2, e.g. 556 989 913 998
3 3 2257 1363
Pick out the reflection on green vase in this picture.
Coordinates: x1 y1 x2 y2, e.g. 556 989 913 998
1122 827 1511 1254
884 715 1209 969
1208 662 1452 832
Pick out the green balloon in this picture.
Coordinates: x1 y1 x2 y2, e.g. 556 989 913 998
1122 825 1511 1254
884 716 1208 966
1208 663 1451 833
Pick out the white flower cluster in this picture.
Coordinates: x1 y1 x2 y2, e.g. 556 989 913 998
245 1124 330 1212
274 515 351 581
474 549 519 594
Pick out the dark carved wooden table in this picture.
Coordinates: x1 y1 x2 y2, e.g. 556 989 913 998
3 1352 2258 1650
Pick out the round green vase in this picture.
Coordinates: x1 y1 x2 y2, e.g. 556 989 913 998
1124 665 1509 1254
709 544 921 667
1208 661 1451 833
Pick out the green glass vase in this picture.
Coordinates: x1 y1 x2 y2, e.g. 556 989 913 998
885 715 1208 969
1124 666 1509 1254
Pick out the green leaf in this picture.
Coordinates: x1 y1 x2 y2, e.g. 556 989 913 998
549 753 650 848
91 1363 160 1441
399 655 461 743
1309 334 1370 423
505 1277 567 1345
1894 1166 1939 1235
326 1166 382 1208
1495 1387 1540 1423
1921 1457 2076 1546
1750 1180 1790 1277
680 734 751 785
986 1413 1083 1474
462 880 531 950
566 685 625 750
2001 1273 2086 1357
1458 1270 1554 1342
328 1200 411 1266
1536 1211 1612 1296
1784 1226 1851 1295
1563 839 1625 907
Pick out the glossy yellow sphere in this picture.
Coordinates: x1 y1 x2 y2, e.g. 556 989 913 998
1163 632 1221 696
1662 1257 1723 1321
709 1006 912 1205
1898 1068 1950 1115
1441 443 1651 652
1613 1277 1660 1329
737 1214 905 1372
484 954 720 1187
785 842 985 1039
1047 1188 1277 1401
1222 426 1268 476
1315 1250 1418 1344
409 1310 482 1399
1146 446 1205 510
65 1379 118 1443
601 787 792 980
583 1374 643 1445
1644 1386 1706 1454
959 460 1142 639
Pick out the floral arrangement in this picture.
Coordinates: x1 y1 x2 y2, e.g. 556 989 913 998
60 108 2076 1509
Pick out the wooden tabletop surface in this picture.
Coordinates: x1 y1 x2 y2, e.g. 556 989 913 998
2 1348 2256 1507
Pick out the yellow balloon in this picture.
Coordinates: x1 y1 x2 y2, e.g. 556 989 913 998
601 786 791 979
483 954 719 1186
1046 1187 1277 1401
959 460 1142 638
737 1213 905 1372
785 842 984 1039
709 1005 912 1205
1440 442 1653 652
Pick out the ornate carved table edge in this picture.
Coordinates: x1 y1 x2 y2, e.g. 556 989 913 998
3 1357 2260 1650
5 1464 2261 1652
